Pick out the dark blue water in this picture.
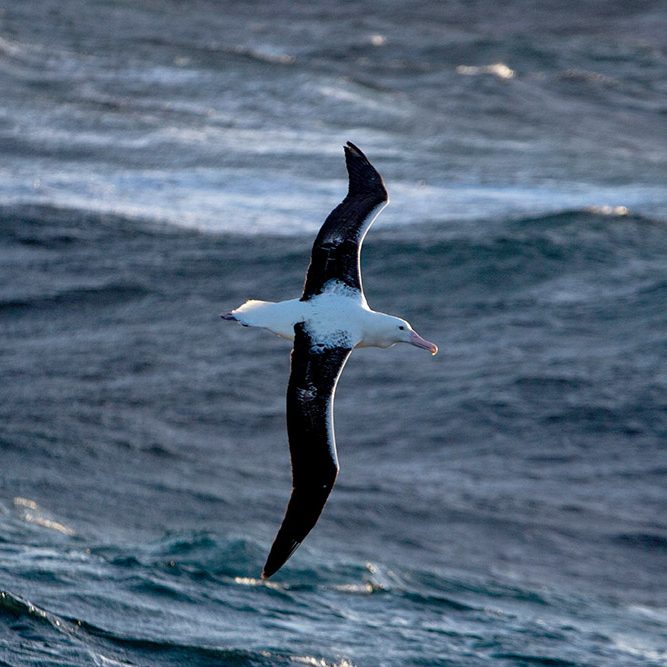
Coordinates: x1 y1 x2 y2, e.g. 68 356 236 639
1 2 667 665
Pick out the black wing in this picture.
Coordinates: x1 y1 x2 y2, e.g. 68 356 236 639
262 323 352 579
301 142 388 301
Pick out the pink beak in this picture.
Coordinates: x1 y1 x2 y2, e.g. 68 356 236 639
410 331 438 355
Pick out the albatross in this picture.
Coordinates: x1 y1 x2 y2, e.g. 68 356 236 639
222 142 437 579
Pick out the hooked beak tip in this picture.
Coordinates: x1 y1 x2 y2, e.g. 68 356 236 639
410 331 439 356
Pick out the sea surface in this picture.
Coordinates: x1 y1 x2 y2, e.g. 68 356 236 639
1 1 667 665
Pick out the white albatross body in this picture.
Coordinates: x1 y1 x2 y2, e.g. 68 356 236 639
222 142 437 579
230 280 436 351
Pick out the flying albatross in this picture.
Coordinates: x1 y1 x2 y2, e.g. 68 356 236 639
222 142 437 579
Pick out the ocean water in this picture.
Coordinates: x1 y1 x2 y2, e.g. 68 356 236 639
1 1 667 665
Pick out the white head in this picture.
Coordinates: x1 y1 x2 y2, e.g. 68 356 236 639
363 314 438 354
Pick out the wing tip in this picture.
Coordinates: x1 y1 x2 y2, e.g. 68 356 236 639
342 141 387 199
343 141 373 167
261 537 302 580
344 140 363 156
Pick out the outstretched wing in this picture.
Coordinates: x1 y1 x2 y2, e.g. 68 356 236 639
261 323 352 579
301 142 388 301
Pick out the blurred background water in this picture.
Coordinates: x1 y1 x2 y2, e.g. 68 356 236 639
1 1 666 665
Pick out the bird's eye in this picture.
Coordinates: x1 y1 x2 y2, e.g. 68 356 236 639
398 325 405 331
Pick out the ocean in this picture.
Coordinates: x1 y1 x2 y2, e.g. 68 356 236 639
1 1 666 665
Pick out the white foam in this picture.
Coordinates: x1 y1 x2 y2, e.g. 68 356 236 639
456 62 515 79
1 160 665 236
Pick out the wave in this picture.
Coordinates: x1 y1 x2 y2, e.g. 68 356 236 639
613 533 667 551
92 533 269 582
0 283 151 314
0 589 313 667
0 202 180 243
3 202 666 316
2 200 663 239
1 525 655 666
0 588 70 629
490 654 581 666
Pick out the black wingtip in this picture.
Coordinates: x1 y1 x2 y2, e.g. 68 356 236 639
343 141 372 167
261 536 302 580
343 141 387 199
344 140 364 156
260 469 339 578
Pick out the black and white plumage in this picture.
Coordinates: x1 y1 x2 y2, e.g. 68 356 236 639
222 142 437 579
302 142 388 299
